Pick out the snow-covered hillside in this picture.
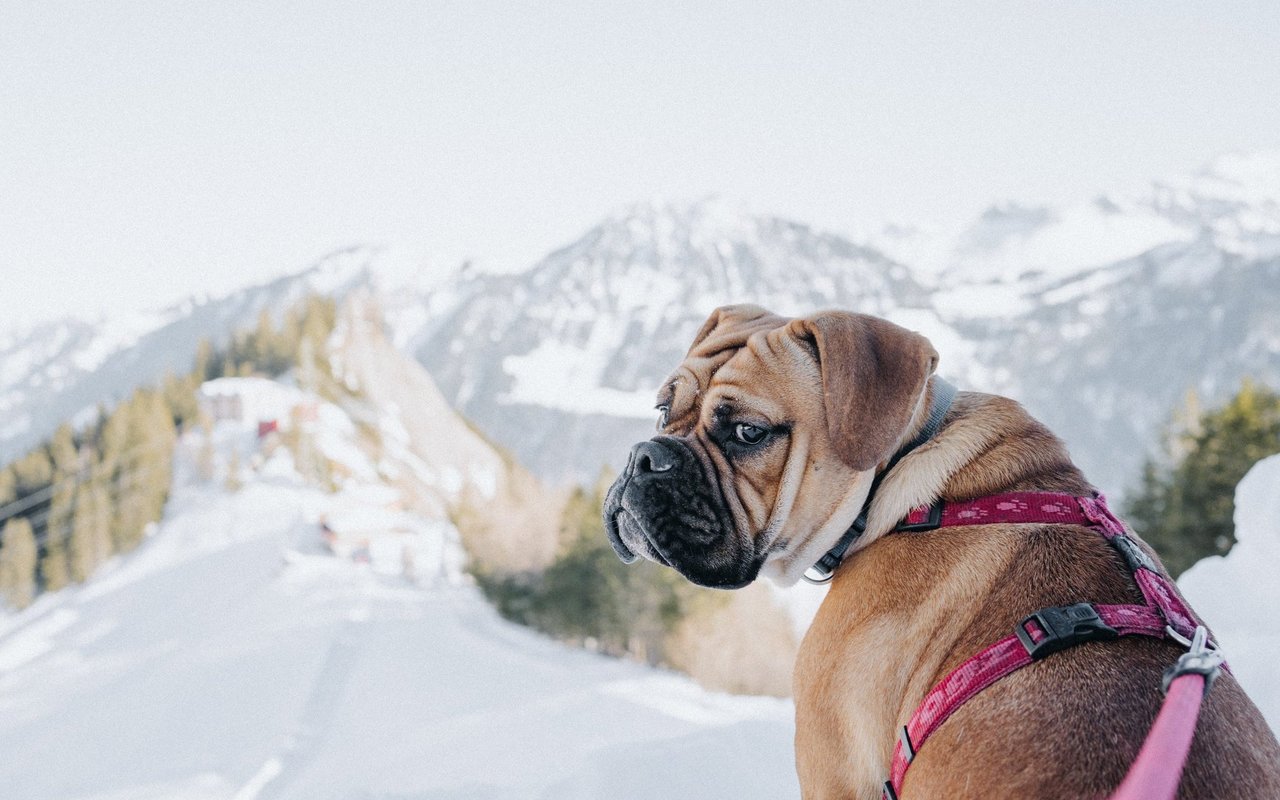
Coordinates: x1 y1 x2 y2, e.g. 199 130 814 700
1179 452 1280 725
878 150 1280 287
0 248 378 466
0 377 798 800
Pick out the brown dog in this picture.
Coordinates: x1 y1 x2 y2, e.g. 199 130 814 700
603 304 1280 799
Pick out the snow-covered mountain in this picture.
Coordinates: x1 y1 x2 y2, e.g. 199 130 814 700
402 198 968 481
5 153 1278 497
398 156 1280 493
0 248 377 465
929 152 1280 489
955 239 1280 490
878 151 1280 287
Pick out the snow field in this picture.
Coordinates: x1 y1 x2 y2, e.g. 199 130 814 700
1178 453 1280 727
0 383 800 800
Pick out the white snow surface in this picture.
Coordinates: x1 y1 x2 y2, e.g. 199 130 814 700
0 399 797 800
1179 453 1280 727
501 340 658 419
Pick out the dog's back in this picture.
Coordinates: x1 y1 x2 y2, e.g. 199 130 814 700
795 393 1280 799
896 528 1280 799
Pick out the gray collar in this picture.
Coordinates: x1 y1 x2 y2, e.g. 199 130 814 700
801 378 958 585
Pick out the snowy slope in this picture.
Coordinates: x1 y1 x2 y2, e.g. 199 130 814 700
0 247 378 465
328 293 506 508
954 244 1280 490
0 381 798 800
1179 453 1280 726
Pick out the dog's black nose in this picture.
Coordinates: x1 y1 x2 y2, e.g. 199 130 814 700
631 439 678 474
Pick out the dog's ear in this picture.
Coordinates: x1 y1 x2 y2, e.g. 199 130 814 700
687 304 781 358
788 311 939 471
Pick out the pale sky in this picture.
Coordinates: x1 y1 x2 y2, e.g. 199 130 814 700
2 1 1278 326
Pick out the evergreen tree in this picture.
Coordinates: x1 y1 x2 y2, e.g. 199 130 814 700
0 517 38 609
108 389 176 552
278 307 302 365
12 448 53 495
68 477 113 583
49 424 78 473
249 310 270 368
47 424 80 556
298 295 337 374
0 466 16 506
161 371 201 429
40 535 70 593
1126 380 1280 576
477 475 699 664
251 307 294 375
195 339 215 382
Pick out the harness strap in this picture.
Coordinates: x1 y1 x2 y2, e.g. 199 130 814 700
894 493 1202 640
883 605 1169 796
879 492 1223 800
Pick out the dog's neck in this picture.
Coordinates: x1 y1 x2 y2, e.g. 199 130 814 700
763 378 962 587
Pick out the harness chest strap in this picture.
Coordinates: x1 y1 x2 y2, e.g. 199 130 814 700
879 492 1221 800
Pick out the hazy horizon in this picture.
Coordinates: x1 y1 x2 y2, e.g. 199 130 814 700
4 2 1279 327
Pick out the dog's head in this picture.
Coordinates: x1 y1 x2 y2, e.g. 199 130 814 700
603 304 938 587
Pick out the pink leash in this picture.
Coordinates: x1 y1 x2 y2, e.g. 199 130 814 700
878 493 1226 800
1110 627 1225 800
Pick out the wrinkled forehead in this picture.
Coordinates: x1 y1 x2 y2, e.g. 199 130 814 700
657 316 806 426
656 349 737 425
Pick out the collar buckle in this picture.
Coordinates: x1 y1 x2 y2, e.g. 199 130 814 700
895 500 944 533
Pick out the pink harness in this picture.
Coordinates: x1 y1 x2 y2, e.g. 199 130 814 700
879 492 1226 800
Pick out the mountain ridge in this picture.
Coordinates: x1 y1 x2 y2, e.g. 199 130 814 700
5 152 1279 496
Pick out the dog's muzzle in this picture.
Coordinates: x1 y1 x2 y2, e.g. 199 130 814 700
603 439 683 563
602 437 760 588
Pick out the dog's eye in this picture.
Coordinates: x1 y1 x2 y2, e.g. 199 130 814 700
733 423 768 445
656 405 670 429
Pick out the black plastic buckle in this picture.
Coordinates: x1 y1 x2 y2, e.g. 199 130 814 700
1110 534 1157 573
895 501 944 532
1016 603 1118 660
802 513 868 585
